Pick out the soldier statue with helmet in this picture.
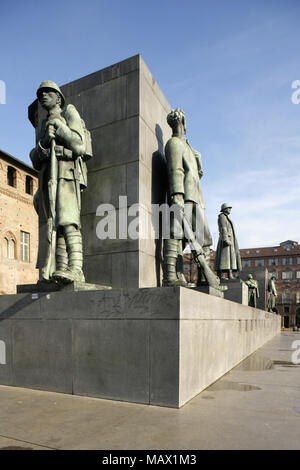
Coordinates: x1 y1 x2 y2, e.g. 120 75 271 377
30 80 92 284
214 203 242 280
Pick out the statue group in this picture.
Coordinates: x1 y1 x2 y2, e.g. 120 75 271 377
30 86 277 311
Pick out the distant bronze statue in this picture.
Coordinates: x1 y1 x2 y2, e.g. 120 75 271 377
214 203 242 280
267 275 277 312
162 108 220 289
30 80 92 284
245 274 259 308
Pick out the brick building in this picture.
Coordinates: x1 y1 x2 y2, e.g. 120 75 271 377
0 149 38 294
239 241 300 328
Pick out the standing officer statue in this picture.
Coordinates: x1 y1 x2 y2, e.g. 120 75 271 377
214 203 242 280
162 108 220 289
30 80 92 284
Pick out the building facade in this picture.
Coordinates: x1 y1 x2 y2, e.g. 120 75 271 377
0 150 38 294
239 240 300 328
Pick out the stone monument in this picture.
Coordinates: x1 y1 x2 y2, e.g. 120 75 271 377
28 55 171 289
0 56 281 410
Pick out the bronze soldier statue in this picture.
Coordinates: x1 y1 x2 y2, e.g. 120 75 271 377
214 203 242 280
162 108 219 288
30 80 92 284
267 275 277 312
245 274 259 308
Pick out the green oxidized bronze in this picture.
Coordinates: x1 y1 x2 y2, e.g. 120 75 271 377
163 108 220 288
267 275 277 312
245 274 259 308
214 204 242 280
30 80 92 284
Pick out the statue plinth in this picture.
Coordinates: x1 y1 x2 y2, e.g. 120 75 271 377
17 281 111 294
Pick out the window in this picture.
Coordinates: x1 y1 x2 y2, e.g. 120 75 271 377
268 258 278 266
20 231 30 262
296 292 300 304
284 306 290 313
282 271 292 280
3 237 16 259
255 259 264 267
242 260 251 268
255 250 260 253
297 271 300 279
282 289 291 302
283 257 293 265
3 238 9 258
8 239 15 259
274 248 278 252
246 250 250 254
7 166 16 187
297 258 300 265
25 176 33 195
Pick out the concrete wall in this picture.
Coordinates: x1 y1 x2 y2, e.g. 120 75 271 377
0 287 280 408
29 55 171 289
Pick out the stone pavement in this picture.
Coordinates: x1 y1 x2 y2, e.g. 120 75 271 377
0 331 299 450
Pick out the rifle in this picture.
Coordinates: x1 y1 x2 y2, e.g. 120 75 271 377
179 207 221 288
42 138 58 280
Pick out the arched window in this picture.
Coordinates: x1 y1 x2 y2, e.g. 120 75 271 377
7 166 16 187
8 239 16 259
25 175 33 195
3 237 9 258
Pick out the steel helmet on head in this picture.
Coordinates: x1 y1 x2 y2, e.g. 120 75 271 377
36 80 65 107
221 203 232 212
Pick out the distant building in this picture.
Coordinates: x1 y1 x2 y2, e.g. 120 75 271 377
0 149 38 294
239 240 300 328
184 240 300 328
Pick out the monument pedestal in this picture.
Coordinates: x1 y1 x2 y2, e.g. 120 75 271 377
17 281 111 294
0 287 280 408
222 278 248 305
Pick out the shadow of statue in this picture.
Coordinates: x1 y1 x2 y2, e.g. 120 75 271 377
151 124 168 286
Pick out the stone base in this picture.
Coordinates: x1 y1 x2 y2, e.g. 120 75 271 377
0 287 280 408
17 281 112 293
223 279 248 305
194 286 225 298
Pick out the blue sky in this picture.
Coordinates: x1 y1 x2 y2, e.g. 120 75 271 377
1 0 300 248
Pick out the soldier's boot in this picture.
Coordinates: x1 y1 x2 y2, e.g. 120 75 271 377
52 231 68 282
228 269 236 280
66 225 85 282
162 240 188 287
53 226 85 284
56 233 68 271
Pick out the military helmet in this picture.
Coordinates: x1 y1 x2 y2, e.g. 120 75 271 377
36 80 65 107
221 203 232 212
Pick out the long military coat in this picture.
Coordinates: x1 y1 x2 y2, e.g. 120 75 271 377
165 135 212 247
214 212 242 271
30 104 89 228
